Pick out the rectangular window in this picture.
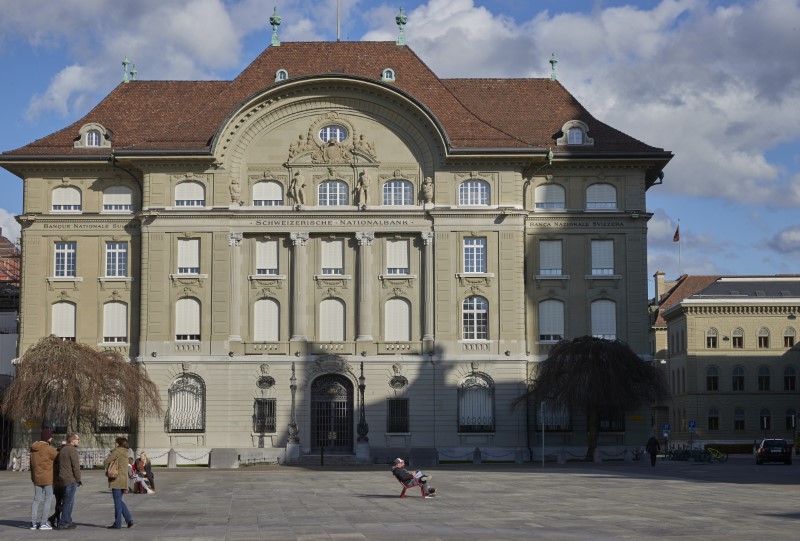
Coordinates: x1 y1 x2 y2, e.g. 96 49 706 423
321 239 343 275
463 237 487 273
256 240 279 275
591 240 614 275
253 399 276 433
386 398 409 433
536 401 571 431
105 242 128 277
598 409 625 432
386 239 410 274
708 416 719 431
734 417 745 430
54 242 77 277
539 240 562 275
177 239 200 274
103 303 128 343
538 301 564 342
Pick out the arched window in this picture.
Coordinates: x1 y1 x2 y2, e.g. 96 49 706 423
103 301 128 343
758 327 770 348
86 129 102 147
458 179 489 206
707 408 719 431
462 296 488 340
52 186 82 211
786 408 796 430
680 367 685 394
458 373 494 433
175 181 205 207
733 408 745 430
318 180 349 206
567 127 583 145
732 366 745 391
758 366 771 391
784 327 796 348
319 298 345 341
706 328 718 349
591 299 616 339
51 302 76 341
784 366 797 391
382 179 413 206
253 298 279 342
253 181 283 206
319 125 348 143
586 183 616 210
167 374 205 432
534 184 565 210
103 186 133 211
275 69 288 81
382 68 396 81
175 298 201 341
732 327 744 348
538 300 564 342
384 298 411 341
706 366 719 391
760 408 771 431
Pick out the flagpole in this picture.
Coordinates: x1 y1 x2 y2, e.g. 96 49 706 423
677 219 681 271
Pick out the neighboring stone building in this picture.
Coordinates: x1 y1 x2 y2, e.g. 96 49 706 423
656 275 800 448
0 31 672 463
0 228 19 466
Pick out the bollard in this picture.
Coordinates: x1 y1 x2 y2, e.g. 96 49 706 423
167 448 177 468
473 447 482 464
558 449 566 464
515 448 524 464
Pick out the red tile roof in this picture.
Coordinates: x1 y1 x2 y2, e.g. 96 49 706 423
2 42 670 158
653 275 721 326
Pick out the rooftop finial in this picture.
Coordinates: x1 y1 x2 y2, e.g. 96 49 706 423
270 6 282 47
549 53 558 81
130 64 138 81
396 7 408 46
122 56 130 83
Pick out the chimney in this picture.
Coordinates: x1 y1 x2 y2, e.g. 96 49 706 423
654 271 666 302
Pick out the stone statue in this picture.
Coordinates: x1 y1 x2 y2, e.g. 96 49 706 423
355 134 376 158
229 178 241 204
289 171 306 205
355 171 371 207
289 134 306 158
421 176 434 204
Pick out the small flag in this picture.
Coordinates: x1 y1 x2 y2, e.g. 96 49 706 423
672 226 680 243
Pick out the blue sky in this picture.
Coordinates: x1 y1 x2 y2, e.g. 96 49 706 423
1 0 799 297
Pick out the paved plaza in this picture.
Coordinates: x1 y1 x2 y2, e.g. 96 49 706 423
1 456 798 540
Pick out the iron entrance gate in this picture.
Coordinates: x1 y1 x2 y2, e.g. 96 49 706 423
310 374 353 452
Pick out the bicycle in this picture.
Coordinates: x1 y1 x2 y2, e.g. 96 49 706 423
705 447 728 463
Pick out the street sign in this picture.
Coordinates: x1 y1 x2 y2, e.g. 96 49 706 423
688 420 696 433
663 423 671 431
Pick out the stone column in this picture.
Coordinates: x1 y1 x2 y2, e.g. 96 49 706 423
421 231 435 341
228 232 243 344
290 232 309 341
355 231 374 343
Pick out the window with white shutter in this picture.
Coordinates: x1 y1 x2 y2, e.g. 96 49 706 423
52 186 82 211
175 181 205 206
103 302 128 343
175 298 201 341
103 186 133 211
52 302 76 341
177 239 200 274
319 299 345 341
321 239 343 275
534 184 565 209
586 183 616 209
253 181 283 206
253 298 279 341
539 240 562 275
385 298 411 341
386 239 409 274
538 300 564 342
591 300 616 339
591 240 614 275
256 240 279 275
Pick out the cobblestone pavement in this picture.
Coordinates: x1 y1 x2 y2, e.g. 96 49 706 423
1 456 798 540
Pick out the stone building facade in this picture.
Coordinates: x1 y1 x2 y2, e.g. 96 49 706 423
1 39 671 463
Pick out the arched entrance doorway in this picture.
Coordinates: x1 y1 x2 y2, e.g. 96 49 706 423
310 374 354 452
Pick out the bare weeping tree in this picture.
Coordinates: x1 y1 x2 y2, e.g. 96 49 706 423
1 336 162 434
519 336 669 460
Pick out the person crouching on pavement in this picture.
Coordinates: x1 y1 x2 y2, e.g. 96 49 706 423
392 458 436 497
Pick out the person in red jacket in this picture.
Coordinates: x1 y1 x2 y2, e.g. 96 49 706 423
30 429 58 530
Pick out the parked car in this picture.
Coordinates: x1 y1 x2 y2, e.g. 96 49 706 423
755 439 793 465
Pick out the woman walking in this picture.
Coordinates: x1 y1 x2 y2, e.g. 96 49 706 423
103 437 135 529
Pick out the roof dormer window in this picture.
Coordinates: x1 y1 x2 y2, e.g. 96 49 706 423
74 122 112 149
556 120 593 146
382 68 396 82
275 69 288 82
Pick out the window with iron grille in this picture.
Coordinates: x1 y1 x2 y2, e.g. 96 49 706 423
253 399 276 433
535 401 571 431
167 374 205 432
598 408 625 432
96 395 129 433
386 398 409 433
458 374 494 433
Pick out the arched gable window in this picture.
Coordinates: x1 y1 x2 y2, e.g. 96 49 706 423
382 179 413 206
534 184 565 210
52 186 82 212
458 179 489 206
253 298 279 342
458 373 494 433
167 374 205 432
381 68 396 82
175 181 205 207
103 185 133 211
462 296 488 340
175 298 201 341
275 69 288 81
384 298 411 341
586 183 616 210
318 180 349 206
86 129 102 147
253 181 283 206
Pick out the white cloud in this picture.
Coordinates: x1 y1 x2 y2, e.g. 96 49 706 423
0 208 20 243
769 226 800 254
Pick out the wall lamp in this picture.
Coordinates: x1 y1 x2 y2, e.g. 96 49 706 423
151 351 157 357
789 314 797 320
722 336 730 341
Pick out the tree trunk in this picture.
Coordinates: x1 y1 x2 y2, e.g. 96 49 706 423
585 409 599 461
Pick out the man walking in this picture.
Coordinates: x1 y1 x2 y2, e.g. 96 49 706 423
646 435 661 467
30 429 58 530
55 433 81 530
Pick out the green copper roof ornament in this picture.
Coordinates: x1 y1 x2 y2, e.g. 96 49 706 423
122 56 130 83
130 64 138 81
396 7 408 46
549 53 558 81
270 6 282 47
